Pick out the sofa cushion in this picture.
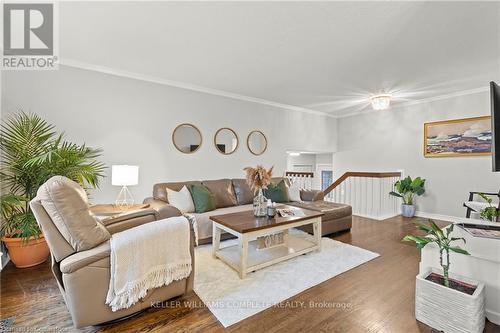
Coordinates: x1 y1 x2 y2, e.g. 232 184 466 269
187 204 253 241
271 177 291 187
60 241 111 274
300 189 325 202
189 184 216 213
153 181 202 202
202 179 237 208
264 180 290 203
287 182 302 202
166 185 195 213
288 201 352 220
36 176 111 252
30 200 76 262
232 179 254 205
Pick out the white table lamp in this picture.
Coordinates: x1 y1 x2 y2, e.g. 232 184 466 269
112 165 139 207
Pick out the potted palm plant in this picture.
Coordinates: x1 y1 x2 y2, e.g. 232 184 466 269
404 220 485 333
1 112 106 268
389 176 425 217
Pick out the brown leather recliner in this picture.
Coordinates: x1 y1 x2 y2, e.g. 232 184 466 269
30 179 194 329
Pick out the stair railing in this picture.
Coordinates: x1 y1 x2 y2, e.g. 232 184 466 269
323 171 402 220
285 171 314 190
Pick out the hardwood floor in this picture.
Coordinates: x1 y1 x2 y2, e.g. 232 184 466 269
1 215 499 332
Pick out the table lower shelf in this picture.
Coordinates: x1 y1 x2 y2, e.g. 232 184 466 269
215 234 320 275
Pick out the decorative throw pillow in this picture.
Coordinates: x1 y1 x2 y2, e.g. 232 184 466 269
202 179 238 208
36 176 110 252
166 185 195 213
264 180 290 203
301 190 324 201
232 179 254 205
189 184 216 213
287 182 302 202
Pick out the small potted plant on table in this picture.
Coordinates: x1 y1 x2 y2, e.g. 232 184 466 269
389 176 425 217
404 220 485 333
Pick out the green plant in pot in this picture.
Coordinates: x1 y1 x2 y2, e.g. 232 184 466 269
389 176 425 218
403 220 469 287
403 220 485 333
478 193 499 222
0 112 105 268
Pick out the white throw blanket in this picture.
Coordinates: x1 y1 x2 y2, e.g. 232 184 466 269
106 216 192 311
183 214 199 245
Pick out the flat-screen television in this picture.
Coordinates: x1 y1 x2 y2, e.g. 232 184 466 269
491 81 500 172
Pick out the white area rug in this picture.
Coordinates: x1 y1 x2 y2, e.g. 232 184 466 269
193 230 379 327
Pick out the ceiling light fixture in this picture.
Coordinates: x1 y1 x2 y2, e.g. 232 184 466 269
288 152 301 156
370 94 392 110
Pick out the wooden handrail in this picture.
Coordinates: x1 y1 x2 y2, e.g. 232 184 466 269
285 171 314 178
323 171 401 196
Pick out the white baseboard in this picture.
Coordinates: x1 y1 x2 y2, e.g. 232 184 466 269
356 211 469 223
486 309 500 326
354 212 399 221
414 211 461 222
377 213 401 221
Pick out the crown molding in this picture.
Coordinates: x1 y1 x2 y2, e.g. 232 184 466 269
56 58 486 120
58 58 336 119
335 86 490 119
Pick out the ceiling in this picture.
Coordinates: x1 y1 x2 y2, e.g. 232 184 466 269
59 1 500 117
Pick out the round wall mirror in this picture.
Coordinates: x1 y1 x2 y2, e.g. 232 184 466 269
172 123 202 154
214 128 239 155
247 130 268 155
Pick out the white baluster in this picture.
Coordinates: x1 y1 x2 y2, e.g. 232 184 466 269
363 178 369 215
370 177 374 217
356 178 359 215
349 178 353 209
343 180 346 205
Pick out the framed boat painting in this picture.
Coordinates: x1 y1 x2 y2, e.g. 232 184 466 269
424 116 492 157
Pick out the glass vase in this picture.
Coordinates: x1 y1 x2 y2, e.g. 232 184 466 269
253 189 267 217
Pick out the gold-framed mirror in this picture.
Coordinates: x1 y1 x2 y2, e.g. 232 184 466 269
247 130 267 156
214 128 239 155
172 123 202 154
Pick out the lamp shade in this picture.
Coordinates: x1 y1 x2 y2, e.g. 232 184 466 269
112 165 139 186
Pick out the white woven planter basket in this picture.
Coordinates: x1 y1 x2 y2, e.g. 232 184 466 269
416 268 485 333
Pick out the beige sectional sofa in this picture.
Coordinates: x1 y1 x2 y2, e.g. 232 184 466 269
144 177 352 244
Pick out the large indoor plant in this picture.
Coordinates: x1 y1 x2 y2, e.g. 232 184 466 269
389 176 425 217
404 220 485 333
0 112 106 268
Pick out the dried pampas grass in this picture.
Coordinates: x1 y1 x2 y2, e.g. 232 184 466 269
243 165 273 193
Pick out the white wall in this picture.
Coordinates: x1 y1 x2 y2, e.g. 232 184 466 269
3 66 497 218
286 154 316 172
286 153 333 172
1 66 337 203
334 91 500 217
286 153 333 190
316 153 333 166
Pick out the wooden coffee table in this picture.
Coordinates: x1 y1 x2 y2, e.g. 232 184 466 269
210 205 323 278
